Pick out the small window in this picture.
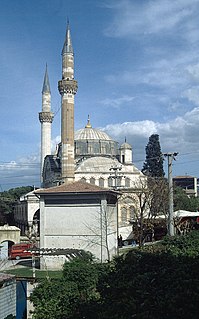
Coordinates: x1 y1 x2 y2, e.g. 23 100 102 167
117 177 122 187
81 177 86 183
90 177 95 185
125 177 130 188
108 177 113 187
99 177 104 187
130 206 135 221
121 207 127 223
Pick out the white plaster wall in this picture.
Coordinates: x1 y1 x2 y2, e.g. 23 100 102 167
40 202 118 268
0 280 16 318
27 200 39 224
42 206 102 251
0 227 20 245
120 149 132 164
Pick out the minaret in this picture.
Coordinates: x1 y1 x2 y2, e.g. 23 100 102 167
58 22 78 184
39 65 54 185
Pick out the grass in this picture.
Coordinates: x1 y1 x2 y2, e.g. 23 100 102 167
3 267 62 279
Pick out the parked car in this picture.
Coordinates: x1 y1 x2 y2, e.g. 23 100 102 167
9 243 33 260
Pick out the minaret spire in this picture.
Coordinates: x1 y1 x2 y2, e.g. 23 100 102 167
39 65 54 185
62 20 73 55
58 22 78 184
42 64 51 94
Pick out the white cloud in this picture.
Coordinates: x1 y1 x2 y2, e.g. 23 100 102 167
0 156 40 190
186 63 199 82
104 0 198 39
100 95 135 109
102 106 199 173
182 87 199 106
2 106 199 189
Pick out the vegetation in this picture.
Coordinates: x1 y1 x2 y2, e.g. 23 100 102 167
31 232 199 319
142 134 165 177
131 177 168 246
0 186 34 225
174 186 199 211
30 253 108 319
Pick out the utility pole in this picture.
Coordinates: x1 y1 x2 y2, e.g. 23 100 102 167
109 165 123 256
163 152 178 236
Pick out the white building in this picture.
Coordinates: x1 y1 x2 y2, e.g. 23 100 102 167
0 273 16 319
35 181 119 268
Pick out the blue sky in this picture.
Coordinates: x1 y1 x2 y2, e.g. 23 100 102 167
1 0 199 190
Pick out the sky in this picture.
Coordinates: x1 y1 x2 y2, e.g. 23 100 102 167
1 0 199 190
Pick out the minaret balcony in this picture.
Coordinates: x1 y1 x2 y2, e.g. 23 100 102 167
39 112 54 123
58 79 78 95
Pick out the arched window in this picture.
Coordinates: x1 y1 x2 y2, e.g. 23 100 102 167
121 207 127 223
90 177 95 185
81 177 86 183
108 177 113 187
129 206 136 222
125 177 130 187
99 177 104 187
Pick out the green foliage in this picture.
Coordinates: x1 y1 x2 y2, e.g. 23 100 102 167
31 233 199 319
174 186 199 211
142 134 165 177
96 232 199 319
159 230 199 257
0 186 34 225
4 315 16 319
31 254 108 319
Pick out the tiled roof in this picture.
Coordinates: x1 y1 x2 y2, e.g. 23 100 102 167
35 180 119 195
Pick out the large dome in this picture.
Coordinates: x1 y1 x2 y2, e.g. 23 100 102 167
74 118 119 158
75 127 112 141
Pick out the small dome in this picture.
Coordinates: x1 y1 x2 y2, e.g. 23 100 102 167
120 142 132 150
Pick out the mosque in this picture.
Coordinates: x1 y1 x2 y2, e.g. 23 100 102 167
14 23 145 263
40 23 145 230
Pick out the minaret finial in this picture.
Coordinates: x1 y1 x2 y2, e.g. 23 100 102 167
85 115 92 128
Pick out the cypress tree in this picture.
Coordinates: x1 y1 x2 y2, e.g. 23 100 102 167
142 134 165 177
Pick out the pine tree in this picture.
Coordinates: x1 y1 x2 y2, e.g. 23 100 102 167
142 134 165 177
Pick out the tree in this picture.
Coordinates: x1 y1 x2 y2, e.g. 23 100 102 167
174 186 199 211
30 232 199 319
130 177 168 246
142 134 165 177
30 254 106 319
95 232 199 319
0 186 34 225
83 205 116 262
